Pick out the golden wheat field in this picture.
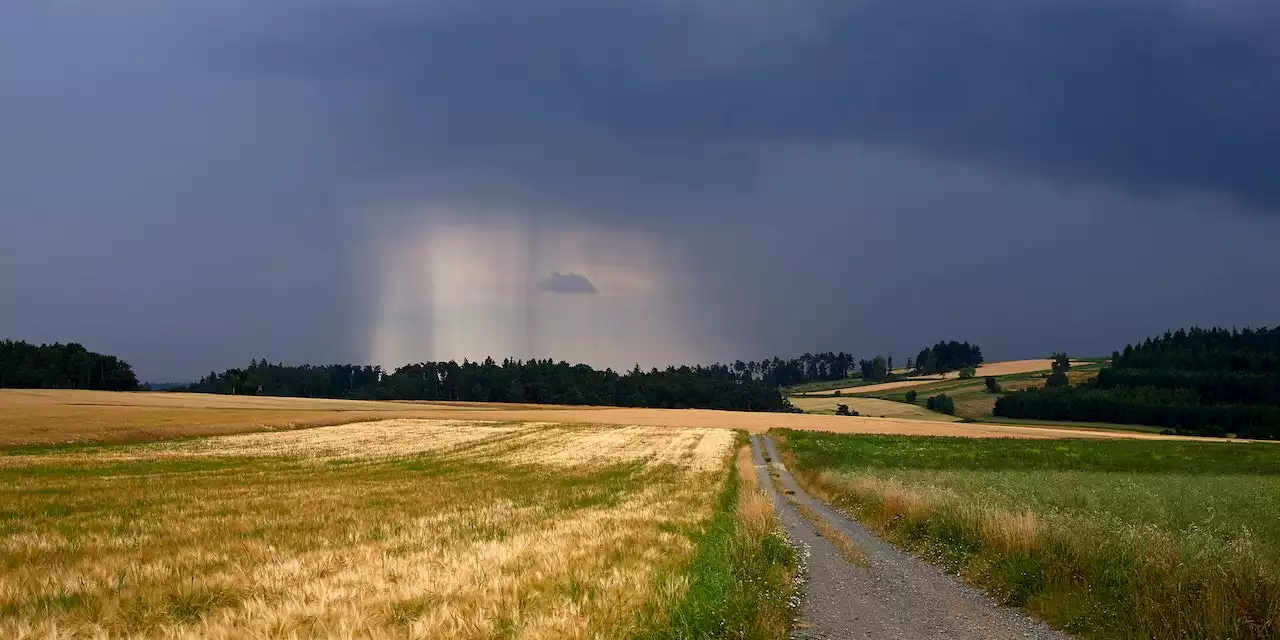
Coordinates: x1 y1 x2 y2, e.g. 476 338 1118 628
1 418 741 638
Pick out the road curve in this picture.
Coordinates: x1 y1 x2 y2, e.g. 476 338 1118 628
750 434 1067 640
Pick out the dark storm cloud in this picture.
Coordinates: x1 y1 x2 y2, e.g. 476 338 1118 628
2 0 1279 382
540 273 599 295
235 0 1280 211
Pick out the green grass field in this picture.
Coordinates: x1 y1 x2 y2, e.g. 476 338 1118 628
775 429 1280 639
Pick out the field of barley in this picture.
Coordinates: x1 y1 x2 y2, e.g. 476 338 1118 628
0 419 795 638
776 429 1280 639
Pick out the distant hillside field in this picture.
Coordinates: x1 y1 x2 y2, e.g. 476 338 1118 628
851 365 1104 423
787 396 963 422
799 359 1092 396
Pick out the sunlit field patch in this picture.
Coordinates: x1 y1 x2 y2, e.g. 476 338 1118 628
1 420 743 638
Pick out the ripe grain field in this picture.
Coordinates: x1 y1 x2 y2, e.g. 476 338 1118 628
0 419 798 638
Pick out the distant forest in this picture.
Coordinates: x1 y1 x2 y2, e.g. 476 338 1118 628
745 353 860 386
0 340 139 391
180 345 985 411
995 327 1280 439
3 334 995 415
183 358 797 411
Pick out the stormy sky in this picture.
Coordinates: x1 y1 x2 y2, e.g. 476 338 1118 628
3 0 1279 382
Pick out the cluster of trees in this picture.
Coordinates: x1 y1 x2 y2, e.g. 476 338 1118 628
859 355 892 382
985 376 1002 393
1046 352 1072 388
1094 369 1280 406
994 386 1280 438
746 353 859 387
995 328 1280 439
1111 327 1280 373
0 340 139 391
926 394 956 415
183 358 792 412
913 341 983 375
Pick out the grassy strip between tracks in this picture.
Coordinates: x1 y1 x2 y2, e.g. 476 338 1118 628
642 442 798 640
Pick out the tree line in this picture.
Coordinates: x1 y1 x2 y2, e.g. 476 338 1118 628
738 353 860 387
1111 326 1280 373
0 340 139 391
184 358 792 412
993 386 1280 438
1095 369 1280 406
994 327 1280 439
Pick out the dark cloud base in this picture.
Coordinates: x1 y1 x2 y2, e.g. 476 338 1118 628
540 272 598 295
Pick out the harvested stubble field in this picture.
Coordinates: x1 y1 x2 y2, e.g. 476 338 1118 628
776 429 1280 639
1 418 800 638
0 390 1208 447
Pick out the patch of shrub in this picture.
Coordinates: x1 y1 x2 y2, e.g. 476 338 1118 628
984 376 1002 393
926 394 956 415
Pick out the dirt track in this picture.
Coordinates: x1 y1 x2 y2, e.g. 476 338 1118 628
1 389 1219 447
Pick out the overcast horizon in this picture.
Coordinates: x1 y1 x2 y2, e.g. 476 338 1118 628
4 0 1279 382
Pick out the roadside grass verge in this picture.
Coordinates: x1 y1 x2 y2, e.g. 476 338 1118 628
774 429 1280 639
642 442 798 639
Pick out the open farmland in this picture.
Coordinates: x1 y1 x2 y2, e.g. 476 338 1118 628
0 418 801 638
806 359 1095 397
0 389 1215 447
775 429 1280 638
851 364 1105 423
786 396 962 422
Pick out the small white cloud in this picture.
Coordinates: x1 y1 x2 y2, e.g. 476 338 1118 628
540 271 598 294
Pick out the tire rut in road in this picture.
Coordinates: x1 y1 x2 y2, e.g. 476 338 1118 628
749 434 1067 640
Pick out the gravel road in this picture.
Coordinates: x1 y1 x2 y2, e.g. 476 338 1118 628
750 434 1067 640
